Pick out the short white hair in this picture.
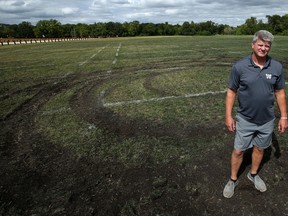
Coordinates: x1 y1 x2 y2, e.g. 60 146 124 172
252 30 274 43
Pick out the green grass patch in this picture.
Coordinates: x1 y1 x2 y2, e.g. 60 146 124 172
111 94 226 126
35 87 104 158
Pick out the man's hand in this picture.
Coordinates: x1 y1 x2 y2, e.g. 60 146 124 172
278 119 288 133
225 88 237 132
226 116 236 132
275 89 287 133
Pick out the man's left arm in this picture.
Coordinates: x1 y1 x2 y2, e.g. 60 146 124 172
275 89 288 133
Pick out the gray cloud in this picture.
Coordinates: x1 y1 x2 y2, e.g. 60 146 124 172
0 0 287 26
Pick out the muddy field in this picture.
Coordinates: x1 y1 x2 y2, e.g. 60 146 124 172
0 68 287 216
1 37 288 216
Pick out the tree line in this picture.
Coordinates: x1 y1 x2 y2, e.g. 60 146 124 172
1 14 288 38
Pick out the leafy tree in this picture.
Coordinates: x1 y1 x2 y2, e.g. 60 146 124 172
281 14 288 31
34 19 63 38
62 24 77 37
216 24 226 35
140 23 158 36
105 22 124 37
235 24 248 35
156 23 165 35
279 14 288 35
197 21 218 35
91 22 107 37
0 24 16 38
245 17 258 35
127 21 140 36
75 23 90 37
223 26 236 35
17 21 35 38
180 21 196 35
159 22 176 35
236 17 260 35
267 14 288 34
255 20 272 33
266 15 282 34
173 24 182 35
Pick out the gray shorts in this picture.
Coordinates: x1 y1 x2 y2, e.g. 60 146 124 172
234 115 275 151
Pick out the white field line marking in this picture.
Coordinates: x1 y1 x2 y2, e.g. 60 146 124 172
112 43 122 65
112 59 117 64
103 82 288 107
103 90 227 107
79 60 89 66
79 46 108 66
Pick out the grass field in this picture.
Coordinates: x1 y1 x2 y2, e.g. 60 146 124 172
1 36 288 215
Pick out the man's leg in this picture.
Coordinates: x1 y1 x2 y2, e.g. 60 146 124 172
250 146 264 174
247 146 267 192
223 149 244 198
231 149 244 180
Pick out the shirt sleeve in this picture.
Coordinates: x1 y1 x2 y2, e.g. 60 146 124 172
275 66 286 90
228 64 240 90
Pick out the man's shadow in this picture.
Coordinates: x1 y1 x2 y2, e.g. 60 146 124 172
237 132 281 178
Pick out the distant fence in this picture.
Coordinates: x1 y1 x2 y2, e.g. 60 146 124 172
0 37 95 46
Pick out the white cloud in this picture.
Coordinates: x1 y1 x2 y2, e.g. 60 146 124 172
165 9 179 15
61 7 79 15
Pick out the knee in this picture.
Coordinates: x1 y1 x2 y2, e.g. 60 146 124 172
253 146 264 154
232 149 244 158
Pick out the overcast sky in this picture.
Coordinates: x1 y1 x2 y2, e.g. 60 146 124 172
0 0 287 27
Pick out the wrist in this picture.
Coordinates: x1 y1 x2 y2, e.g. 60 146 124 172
280 116 287 120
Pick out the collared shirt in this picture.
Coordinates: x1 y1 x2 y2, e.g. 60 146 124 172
228 54 285 125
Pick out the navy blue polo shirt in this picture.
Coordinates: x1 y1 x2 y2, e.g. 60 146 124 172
228 54 285 125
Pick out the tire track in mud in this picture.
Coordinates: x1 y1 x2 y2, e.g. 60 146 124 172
0 72 130 215
69 50 231 140
0 48 231 141
70 46 230 139
0 70 214 215
0 82 48 101
70 67 226 140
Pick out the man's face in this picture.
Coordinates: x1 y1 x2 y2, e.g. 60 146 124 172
251 39 271 58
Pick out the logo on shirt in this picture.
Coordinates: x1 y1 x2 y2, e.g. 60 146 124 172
266 74 272 79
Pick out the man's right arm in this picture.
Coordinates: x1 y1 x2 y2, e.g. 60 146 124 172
226 88 237 132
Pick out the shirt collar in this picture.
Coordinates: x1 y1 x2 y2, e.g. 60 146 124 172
249 53 271 68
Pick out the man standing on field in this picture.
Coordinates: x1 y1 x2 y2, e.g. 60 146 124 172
223 30 288 198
